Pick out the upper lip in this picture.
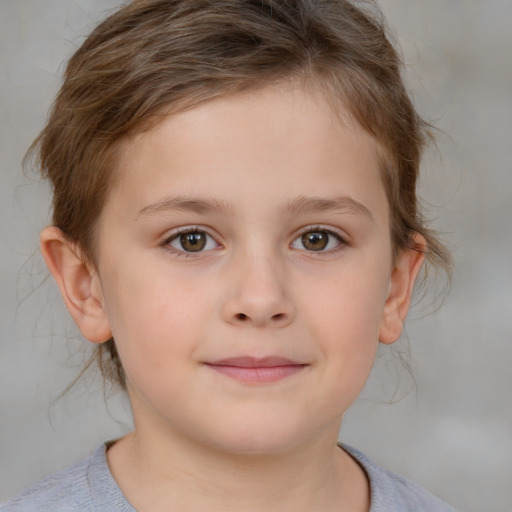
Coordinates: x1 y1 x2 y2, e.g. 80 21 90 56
205 356 306 368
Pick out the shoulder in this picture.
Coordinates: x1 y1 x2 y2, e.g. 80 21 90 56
341 444 457 512
1 454 94 512
1 444 133 512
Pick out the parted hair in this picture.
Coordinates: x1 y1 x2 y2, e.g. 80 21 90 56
27 0 451 389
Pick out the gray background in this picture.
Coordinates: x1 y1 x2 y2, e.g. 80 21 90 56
1 1 511 510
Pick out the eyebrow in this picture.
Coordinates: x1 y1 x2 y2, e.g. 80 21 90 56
135 194 372 220
135 195 233 218
280 195 373 219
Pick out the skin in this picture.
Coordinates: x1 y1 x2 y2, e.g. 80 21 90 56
41 83 425 512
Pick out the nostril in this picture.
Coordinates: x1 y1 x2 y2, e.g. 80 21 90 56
272 313 284 321
236 313 247 321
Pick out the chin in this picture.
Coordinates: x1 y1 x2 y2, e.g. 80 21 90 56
201 417 316 457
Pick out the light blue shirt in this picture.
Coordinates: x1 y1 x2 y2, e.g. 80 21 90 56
2 443 456 511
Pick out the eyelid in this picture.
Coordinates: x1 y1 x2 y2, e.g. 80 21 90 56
294 224 347 239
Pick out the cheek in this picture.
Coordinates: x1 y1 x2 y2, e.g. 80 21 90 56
302 259 390 338
297 256 390 392
99 262 214 380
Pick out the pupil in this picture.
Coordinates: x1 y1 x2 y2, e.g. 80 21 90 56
302 231 328 251
181 232 206 252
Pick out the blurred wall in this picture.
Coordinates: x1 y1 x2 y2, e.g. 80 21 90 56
1 1 511 510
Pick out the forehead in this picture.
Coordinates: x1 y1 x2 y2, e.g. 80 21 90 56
108 83 388 223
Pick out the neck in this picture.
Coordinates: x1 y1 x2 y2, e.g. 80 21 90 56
107 424 370 512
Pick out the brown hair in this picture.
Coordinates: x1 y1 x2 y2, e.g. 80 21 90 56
28 0 451 389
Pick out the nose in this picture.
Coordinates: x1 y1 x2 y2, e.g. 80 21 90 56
221 252 295 328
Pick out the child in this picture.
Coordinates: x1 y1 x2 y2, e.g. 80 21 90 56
3 0 455 510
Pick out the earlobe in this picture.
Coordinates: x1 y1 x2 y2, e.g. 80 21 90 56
40 226 112 343
378 234 426 344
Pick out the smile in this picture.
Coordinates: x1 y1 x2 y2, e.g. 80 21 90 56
204 357 308 384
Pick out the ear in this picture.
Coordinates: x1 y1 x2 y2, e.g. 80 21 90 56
379 233 426 344
40 226 112 343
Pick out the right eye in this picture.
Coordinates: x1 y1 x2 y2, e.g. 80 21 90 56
167 229 219 253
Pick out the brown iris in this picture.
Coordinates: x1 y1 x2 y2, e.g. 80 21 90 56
179 232 207 252
301 231 329 251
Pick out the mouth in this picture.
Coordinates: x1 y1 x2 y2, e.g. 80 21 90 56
204 356 308 384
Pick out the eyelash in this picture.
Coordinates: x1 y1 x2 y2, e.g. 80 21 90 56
161 225 348 257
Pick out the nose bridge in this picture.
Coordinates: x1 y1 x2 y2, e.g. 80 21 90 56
222 240 294 328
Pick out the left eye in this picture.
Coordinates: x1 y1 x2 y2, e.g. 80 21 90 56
168 230 219 253
291 229 342 252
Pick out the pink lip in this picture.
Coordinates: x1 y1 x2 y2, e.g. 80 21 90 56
205 357 307 383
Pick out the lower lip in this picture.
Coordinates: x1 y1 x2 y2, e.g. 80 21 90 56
205 364 306 383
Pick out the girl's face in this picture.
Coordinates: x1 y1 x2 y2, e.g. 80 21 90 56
85 84 419 454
